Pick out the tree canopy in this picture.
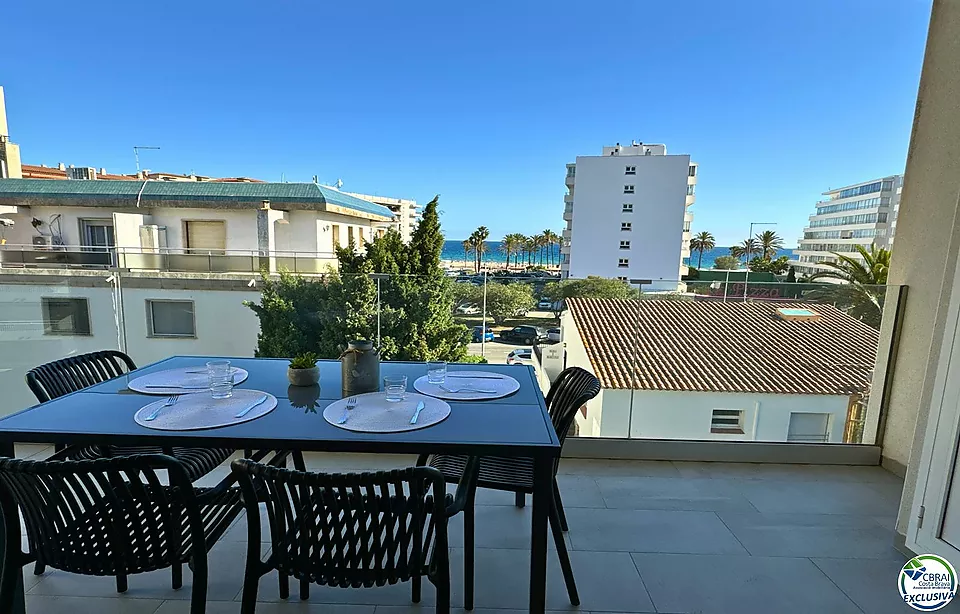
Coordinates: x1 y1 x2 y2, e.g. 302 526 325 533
247 196 469 361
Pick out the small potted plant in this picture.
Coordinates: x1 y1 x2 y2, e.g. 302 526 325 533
288 353 320 387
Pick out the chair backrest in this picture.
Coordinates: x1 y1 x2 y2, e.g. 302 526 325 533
26 350 137 403
0 454 202 576
231 459 448 588
544 366 601 446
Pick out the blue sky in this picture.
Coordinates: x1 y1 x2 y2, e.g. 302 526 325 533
2 0 931 245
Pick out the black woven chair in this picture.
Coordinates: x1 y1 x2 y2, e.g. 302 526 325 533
231 458 480 614
0 454 243 614
25 350 237 482
417 366 601 610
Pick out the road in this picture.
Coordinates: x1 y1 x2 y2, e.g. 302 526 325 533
467 339 530 365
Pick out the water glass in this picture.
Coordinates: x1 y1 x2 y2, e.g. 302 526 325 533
384 375 408 403
426 361 447 384
207 360 234 399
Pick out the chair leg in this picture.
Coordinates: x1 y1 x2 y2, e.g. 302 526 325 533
435 566 451 614
412 572 422 603
549 500 579 606
553 478 569 532
115 573 128 593
0 558 20 614
464 504 475 611
172 562 183 590
33 561 45 576
300 577 309 600
240 543 261 614
514 491 525 508
190 555 208 614
279 571 290 599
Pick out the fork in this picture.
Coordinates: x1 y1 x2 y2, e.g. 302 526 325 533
439 384 496 394
144 395 179 421
337 396 358 424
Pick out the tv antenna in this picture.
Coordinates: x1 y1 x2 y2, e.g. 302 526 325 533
133 146 160 173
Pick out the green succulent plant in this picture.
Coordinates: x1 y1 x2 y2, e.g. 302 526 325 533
289 353 319 370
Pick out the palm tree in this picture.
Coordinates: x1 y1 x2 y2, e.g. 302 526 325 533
689 231 716 269
525 236 536 266
500 234 518 269
535 233 547 266
755 230 784 259
461 239 473 270
546 229 562 266
730 238 758 262
808 244 891 328
472 226 490 272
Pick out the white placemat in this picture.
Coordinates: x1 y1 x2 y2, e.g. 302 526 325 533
128 366 249 395
323 392 450 433
134 389 277 431
413 370 520 401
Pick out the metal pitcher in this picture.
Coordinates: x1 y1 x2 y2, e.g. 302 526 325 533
340 340 380 396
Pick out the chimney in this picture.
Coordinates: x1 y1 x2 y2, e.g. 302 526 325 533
99 168 107 176
58 162 65 171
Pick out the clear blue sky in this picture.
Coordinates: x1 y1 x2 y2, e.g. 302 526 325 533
3 0 931 245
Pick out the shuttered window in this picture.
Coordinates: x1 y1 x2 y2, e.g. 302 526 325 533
184 221 226 253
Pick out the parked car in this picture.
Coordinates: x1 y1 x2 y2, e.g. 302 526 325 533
456 303 481 315
547 328 561 343
538 298 553 309
472 325 495 343
499 325 547 345
506 348 533 365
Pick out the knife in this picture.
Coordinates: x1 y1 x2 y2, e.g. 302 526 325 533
145 384 209 389
235 394 269 418
445 374 504 379
410 401 425 424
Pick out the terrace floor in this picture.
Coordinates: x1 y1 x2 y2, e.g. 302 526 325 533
11 445 935 614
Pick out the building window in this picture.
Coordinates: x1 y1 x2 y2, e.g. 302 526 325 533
711 409 745 434
358 227 365 244
620 240 630 249
687 185 696 196
623 185 634 194
41 297 91 336
618 258 629 268
332 225 340 248
347 226 355 245
147 300 196 338
688 165 697 177
621 222 632 231
616 276 628 281
624 166 636 175
622 203 633 213
79 219 115 251
683 221 692 232
184 220 226 254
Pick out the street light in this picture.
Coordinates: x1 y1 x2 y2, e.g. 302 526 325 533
744 222 777 301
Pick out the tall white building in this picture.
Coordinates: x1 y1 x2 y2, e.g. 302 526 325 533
345 192 420 243
560 142 696 283
790 175 903 277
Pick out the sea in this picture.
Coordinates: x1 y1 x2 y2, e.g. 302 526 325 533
441 240 793 269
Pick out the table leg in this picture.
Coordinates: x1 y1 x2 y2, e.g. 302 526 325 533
529 456 550 613
0 442 26 614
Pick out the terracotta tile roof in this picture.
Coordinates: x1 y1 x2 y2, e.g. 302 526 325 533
566 298 880 395
20 165 137 181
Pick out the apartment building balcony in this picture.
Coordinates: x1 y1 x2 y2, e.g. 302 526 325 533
0 244 338 275
562 228 571 242
563 203 573 221
8 445 905 614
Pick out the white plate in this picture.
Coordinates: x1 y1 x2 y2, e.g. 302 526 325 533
323 392 451 433
128 366 249 395
413 371 520 401
134 389 277 431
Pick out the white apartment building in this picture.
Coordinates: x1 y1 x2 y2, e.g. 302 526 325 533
0 179 395 274
345 191 420 243
790 175 903 277
560 142 696 284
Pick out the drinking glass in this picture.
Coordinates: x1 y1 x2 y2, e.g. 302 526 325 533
383 375 407 402
426 361 447 384
207 360 234 399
